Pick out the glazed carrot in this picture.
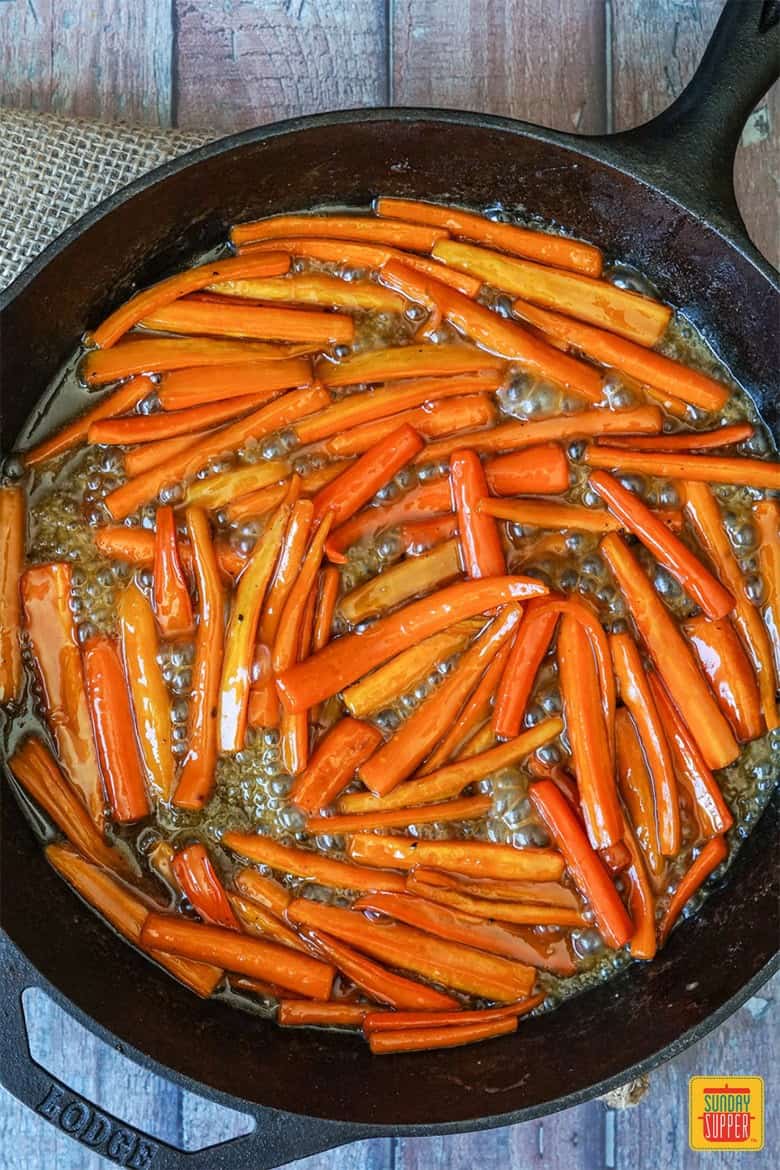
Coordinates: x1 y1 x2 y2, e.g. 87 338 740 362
218 500 291 753
22 564 104 828
188 460 292 511
287 900 536 1001
619 812 657 960
306 794 492 835
257 498 314 647
157 357 311 410
316 343 506 389
8 739 129 876
174 509 225 809
339 719 563 814
312 424 424 531
492 601 558 739
353 892 572 973
0 485 24 703
648 675 734 839
105 384 329 520
585 447 779 490
47 845 223 997
683 615 763 742
658 836 727 945
433 239 669 344
82 337 310 386
172 844 240 930
24 375 154 466
231 213 448 251
347 835 564 882
358 607 522 796
340 540 462 623
88 395 270 446
480 497 621 534
512 299 730 412
450 449 506 577
312 566 340 652
279 1001 369 1027
340 619 484 718
117 581 175 803
600 533 740 770
486 445 570 495
140 299 355 346
276 576 547 713
141 914 335 1000
609 631 679 856
227 461 348 525
82 635 150 824
755 499 780 677
272 512 333 684
152 506 194 638
405 876 585 927
417 405 663 465
380 260 603 400
321 395 496 458
223 834 407 893
303 929 458 1010
290 717 383 814
368 1016 518 1053
229 894 308 951
615 709 664 883
124 431 215 477
413 867 581 910
210 271 406 312
364 996 544 1033
233 867 292 917
423 638 513 769
281 582 318 776
684 482 779 729
596 424 753 452
376 197 602 275
529 779 633 949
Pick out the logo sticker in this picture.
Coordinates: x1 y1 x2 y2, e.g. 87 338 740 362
689 1077 764 1151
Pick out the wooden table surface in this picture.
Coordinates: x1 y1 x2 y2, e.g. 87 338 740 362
0 2 777 1167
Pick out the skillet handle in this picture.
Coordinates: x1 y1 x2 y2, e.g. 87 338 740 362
0 931 363 1170
600 0 779 246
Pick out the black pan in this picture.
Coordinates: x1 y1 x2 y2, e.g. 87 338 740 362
1 2 778 1167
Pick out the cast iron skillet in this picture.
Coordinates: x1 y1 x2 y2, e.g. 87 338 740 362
1 1 778 1167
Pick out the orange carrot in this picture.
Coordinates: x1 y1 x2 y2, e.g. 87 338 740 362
233 867 292 917
596 424 753 452
492 600 558 739
347 835 564 882
141 913 334 1000
485 445 570 495
276 576 546 713
413 867 580 910
368 1016 518 1053
281 582 317 776
312 423 424 531
231 213 448 251
117 581 175 803
140 299 354 346
609 631 679 856
619 811 657 960
303 929 458 1010
21 564 104 828
405 876 585 927
584 447 779 490
450 448 506 577
433 239 668 344
174 509 225 809
529 779 633 949
658 836 727 945
306 794 492 835
480 497 621 534
290 717 383 814
229 893 310 951
338 538 462 624
615 709 664 883
316 343 506 389
422 638 513 769
286 899 536 1001
152 505 194 638
278 1001 369 1027
172 844 240 930
223 834 407 893
82 337 311 386
684 482 779 729
0 485 24 703
600 533 740 770
125 431 216 477
755 499 780 677
88 395 273 445
364 995 544 1033
312 566 340 652
186 459 292 510
157 357 312 409
375 197 602 275
321 394 496 458
210 271 406 312
24 375 154 466
683 615 763 742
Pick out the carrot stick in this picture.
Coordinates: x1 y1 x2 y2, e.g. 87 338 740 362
353 891 572 974
228 893 309 952
347 835 564 882
423 638 513 769
312 424 424 531
152 506 194 638
584 447 779 490
450 449 506 577
619 811 657 960
0 485 24 703
117 581 175 803
223 834 407 893
24 375 155 466
21 563 104 828
286 899 536 1001
529 779 633 948
233 867 292 917
235 236 483 296
230 213 448 252
141 913 334 1000
173 509 225 808
282 582 317 776
433 239 668 345
186 460 293 510
376 197 602 276
171 844 240 930
312 566 340 652
82 635 150 823
82 337 311 386
277 576 546 713
609 631 679 856
227 461 347 525
321 395 497 458
8 738 130 876
648 674 734 839
417 405 663 465
412 867 581 910
104 384 329 520
139 299 355 346
47 844 223 996
303 929 458 1010
364 996 544 1033
683 482 779 729
405 876 585 927
596 424 753 452
124 431 214 477
755 499 780 678
379 260 603 401
316 343 506 389
615 709 664 883
512 299 730 412
157 357 312 409
210 271 406 312
600 533 740 769
341 619 484 718
480 497 621 534
368 1016 518 1053
683 615 763 742
340 540 462 624
492 601 558 739
486 445 571 494
358 606 523 796
290 718 383 814
88 396 271 446
278 1001 369 1027
306 794 491 835
658 836 727 945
